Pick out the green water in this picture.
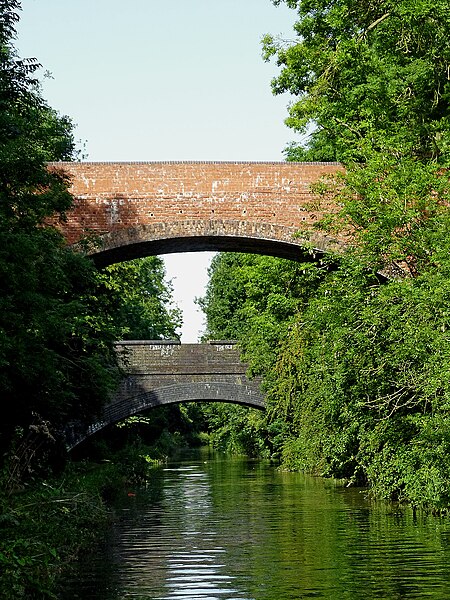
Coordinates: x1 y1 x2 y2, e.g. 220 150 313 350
64 450 450 599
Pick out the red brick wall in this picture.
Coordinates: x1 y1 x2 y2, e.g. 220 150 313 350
52 162 339 238
50 161 344 263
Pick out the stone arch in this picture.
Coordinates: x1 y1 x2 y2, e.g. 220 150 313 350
66 382 264 450
80 219 344 267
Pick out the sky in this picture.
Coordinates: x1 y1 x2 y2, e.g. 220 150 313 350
16 0 298 341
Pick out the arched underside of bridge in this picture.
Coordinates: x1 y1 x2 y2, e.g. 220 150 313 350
66 381 265 450
79 220 345 267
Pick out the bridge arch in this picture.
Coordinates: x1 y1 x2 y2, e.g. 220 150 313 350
52 161 346 264
81 219 342 267
55 161 348 447
66 341 264 450
66 382 264 450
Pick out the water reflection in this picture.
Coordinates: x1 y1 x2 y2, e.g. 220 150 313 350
155 465 249 599
62 450 450 599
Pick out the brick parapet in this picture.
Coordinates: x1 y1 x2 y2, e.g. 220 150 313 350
114 341 250 376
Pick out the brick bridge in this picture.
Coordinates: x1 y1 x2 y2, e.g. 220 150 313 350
53 161 345 265
66 340 263 449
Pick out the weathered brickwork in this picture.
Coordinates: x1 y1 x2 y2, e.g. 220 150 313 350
66 341 263 449
51 161 345 264
113 340 262 400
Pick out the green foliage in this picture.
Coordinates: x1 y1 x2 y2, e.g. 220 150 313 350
194 0 450 511
0 229 124 446
207 0 450 511
0 15 185 595
261 259 450 504
266 0 450 280
338 157 450 277
0 4 181 469
358 414 450 509
200 246 450 507
0 463 115 599
197 253 331 459
0 2 75 226
101 256 182 340
0 441 165 599
265 0 450 164
200 403 268 457
198 253 327 373
0 2 127 459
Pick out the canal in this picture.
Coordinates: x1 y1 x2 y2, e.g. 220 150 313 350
63 449 450 599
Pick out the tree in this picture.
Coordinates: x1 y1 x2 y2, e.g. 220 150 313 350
0 4 184 465
264 0 450 165
199 252 322 369
0 1 75 223
102 256 182 340
197 252 329 456
264 0 450 273
0 1 121 457
179 0 450 507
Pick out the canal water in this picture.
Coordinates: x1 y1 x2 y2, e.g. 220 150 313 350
63 449 450 599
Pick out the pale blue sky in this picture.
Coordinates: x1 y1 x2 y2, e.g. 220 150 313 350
17 0 298 340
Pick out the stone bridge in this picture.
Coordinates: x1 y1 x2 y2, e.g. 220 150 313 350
52 161 345 265
66 340 263 449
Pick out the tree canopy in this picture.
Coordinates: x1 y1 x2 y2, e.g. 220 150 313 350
264 0 450 165
0 2 181 462
103 257 181 341
198 0 450 509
